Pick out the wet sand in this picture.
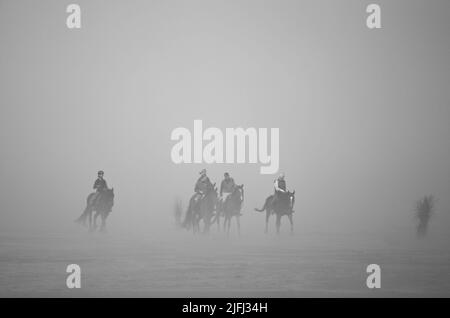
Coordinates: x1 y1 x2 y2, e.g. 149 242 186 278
1 230 449 297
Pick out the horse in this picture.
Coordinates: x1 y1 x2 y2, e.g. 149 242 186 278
255 190 295 234
182 183 218 234
76 188 114 232
222 185 244 236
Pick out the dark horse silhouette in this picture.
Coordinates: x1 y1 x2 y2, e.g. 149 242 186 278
221 185 244 235
255 190 295 234
182 184 218 234
76 188 114 232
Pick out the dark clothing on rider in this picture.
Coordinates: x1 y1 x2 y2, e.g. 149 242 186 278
93 178 108 192
88 178 108 208
194 175 212 194
220 178 235 196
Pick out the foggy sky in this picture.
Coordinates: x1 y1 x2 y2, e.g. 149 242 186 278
0 0 449 241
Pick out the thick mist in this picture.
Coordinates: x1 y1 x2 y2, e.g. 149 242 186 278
1 1 450 297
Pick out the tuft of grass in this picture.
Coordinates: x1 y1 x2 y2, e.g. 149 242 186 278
415 195 435 220
415 195 436 237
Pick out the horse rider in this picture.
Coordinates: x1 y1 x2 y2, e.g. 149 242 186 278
272 172 287 206
193 169 213 203
219 172 236 210
91 170 108 206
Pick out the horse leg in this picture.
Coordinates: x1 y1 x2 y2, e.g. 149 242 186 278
100 213 107 232
224 217 229 236
94 211 101 230
288 214 294 235
216 212 220 232
203 214 209 234
276 214 281 234
207 216 212 233
265 210 270 234
193 215 199 234
88 211 93 231
192 215 196 234
224 217 227 235
196 215 201 234
236 215 241 236
197 216 201 234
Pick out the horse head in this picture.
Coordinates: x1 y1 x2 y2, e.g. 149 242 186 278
107 187 114 197
287 190 295 210
235 184 244 202
207 182 217 194
226 184 244 209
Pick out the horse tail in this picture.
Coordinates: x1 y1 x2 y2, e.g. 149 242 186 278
75 206 90 225
76 192 98 226
182 199 194 229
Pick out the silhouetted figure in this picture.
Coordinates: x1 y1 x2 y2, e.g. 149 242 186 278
216 172 237 229
194 169 213 203
92 170 108 205
272 173 288 207
220 172 236 199
255 172 295 234
76 171 114 232
183 169 218 233
415 195 435 238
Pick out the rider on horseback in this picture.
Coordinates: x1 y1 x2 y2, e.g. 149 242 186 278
91 170 108 206
219 172 235 210
193 169 213 203
182 169 214 230
272 172 287 207
76 170 114 229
